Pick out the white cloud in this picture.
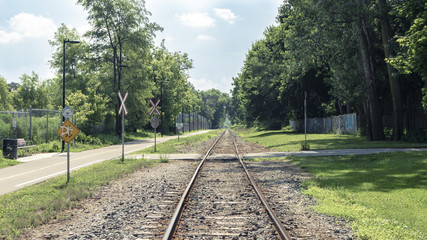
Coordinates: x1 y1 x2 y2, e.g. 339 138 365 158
189 77 231 93
0 13 57 44
146 0 217 13
197 34 215 41
213 8 237 24
0 31 21 44
189 77 217 91
176 13 215 28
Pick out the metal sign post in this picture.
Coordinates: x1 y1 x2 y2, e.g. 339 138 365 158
149 98 161 152
150 115 160 151
304 91 307 146
118 91 128 162
57 108 80 183
176 123 183 142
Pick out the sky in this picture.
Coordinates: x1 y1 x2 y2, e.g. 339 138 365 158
0 0 282 94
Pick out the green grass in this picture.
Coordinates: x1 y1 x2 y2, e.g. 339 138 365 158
135 129 222 154
287 152 427 240
0 157 160 239
0 153 21 168
236 128 427 151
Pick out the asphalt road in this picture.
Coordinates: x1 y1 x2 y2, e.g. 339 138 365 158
0 130 211 196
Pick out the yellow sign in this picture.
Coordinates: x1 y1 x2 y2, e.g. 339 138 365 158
57 120 80 143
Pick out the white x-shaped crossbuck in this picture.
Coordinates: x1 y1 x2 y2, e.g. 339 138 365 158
149 98 161 116
118 90 128 115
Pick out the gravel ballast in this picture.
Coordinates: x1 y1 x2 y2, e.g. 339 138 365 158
19 161 196 239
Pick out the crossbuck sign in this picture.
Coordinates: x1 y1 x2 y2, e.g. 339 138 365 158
118 90 128 115
149 98 161 116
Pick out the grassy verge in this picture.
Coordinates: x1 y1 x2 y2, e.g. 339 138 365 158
0 154 20 168
235 128 427 151
287 151 427 240
0 157 160 239
135 129 222 154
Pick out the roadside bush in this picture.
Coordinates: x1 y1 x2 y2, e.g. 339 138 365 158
0 117 11 149
282 125 293 132
35 141 61 153
75 132 102 145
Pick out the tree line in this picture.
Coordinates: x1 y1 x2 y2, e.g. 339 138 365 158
231 0 426 140
0 0 230 136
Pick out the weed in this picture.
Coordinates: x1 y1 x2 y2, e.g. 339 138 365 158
159 154 170 163
300 141 310 150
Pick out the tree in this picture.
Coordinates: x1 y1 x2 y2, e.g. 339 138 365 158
49 24 90 108
150 45 193 134
353 0 384 140
199 89 230 128
13 72 49 110
78 0 161 135
390 1 427 108
231 0 425 140
377 0 403 140
65 84 110 133
0 76 13 110
7 82 19 92
49 24 114 133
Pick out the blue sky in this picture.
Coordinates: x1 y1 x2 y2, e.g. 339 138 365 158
0 0 282 94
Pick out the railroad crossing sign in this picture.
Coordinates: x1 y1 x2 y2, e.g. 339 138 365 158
149 98 161 116
150 115 160 129
118 90 128 115
57 120 80 143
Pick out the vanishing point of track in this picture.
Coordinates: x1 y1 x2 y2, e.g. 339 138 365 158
162 130 292 239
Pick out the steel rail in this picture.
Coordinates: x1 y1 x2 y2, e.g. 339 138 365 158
230 131 293 240
162 130 226 240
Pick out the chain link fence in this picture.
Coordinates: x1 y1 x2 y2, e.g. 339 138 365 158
0 108 62 149
176 112 209 133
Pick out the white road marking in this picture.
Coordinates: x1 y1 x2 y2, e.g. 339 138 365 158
15 170 66 187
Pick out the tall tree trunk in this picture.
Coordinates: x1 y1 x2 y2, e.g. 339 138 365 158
355 13 384 140
377 0 403 140
362 100 373 139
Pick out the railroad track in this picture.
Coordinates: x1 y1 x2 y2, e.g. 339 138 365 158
163 130 292 239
